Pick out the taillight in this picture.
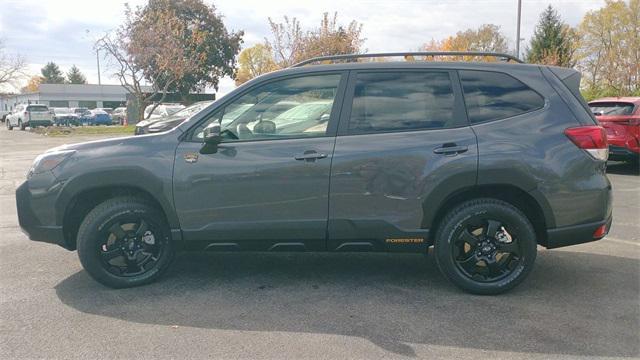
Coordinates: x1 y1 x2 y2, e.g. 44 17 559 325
564 125 609 161
593 224 607 239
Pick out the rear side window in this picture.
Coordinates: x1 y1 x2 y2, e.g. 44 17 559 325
26 105 49 112
460 70 544 124
589 102 636 116
348 71 455 134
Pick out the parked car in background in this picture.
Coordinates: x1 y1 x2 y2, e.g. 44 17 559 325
135 101 214 135
52 107 79 126
143 103 185 120
0 110 10 122
111 107 127 125
589 97 640 163
17 53 612 294
6 104 53 130
84 109 112 126
96 107 113 115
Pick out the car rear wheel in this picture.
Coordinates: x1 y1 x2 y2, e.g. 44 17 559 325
434 198 537 295
6 120 12 130
76 197 174 288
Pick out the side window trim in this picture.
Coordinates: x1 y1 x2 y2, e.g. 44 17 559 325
336 69 469 137
181 71 349 143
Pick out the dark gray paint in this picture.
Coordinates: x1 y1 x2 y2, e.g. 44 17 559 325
16 60 612 253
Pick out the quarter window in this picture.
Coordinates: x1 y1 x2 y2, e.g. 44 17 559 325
348 71 456 134
460 70 545 123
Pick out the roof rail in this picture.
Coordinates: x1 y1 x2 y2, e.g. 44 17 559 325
290 51 524 67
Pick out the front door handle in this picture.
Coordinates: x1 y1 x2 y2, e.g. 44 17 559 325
433 144 468 155
295 151 328 161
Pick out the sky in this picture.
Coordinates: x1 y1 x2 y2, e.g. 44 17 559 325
0 0 607 95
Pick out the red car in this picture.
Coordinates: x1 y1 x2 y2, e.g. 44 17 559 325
589 97 640 163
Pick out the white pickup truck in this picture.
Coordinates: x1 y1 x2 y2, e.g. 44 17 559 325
6 104 53 130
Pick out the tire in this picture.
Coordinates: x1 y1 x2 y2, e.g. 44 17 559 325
76 197 175 288
19 120 25 130
6 120 12 130
434 198 537 295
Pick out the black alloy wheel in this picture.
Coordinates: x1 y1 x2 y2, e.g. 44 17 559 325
434 198 537 295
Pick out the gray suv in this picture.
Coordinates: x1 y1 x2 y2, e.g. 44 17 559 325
16 52 612 294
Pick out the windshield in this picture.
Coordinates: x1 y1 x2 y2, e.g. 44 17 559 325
221 103 255 127
165 106 184 115
27 105 49 112
173 102 213 118
589 102 636 116
270 101 332 127
74 108 89 115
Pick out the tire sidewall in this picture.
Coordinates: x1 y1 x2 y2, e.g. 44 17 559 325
77 200 174 288
435 200 537 295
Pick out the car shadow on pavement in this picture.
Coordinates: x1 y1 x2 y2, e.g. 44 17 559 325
607 161 639 175
55 250 639 358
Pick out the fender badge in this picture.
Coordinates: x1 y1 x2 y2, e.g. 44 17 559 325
184 152 199 163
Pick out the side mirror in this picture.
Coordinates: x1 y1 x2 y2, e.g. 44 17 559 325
200 122 222 154
203 123 222 144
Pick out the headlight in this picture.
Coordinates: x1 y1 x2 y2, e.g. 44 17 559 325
30 150 76 175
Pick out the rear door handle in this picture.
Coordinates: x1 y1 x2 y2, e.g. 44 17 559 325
433 144 468 155
295 151 328 161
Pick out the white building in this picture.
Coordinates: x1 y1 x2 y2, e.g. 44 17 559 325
0 84 152 111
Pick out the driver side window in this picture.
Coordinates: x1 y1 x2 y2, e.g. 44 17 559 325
191 73 342 141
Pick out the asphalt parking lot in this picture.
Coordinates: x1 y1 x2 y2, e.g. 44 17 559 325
0 127 638 359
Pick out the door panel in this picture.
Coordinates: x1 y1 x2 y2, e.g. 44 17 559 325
173 137 335 250
328 69 478 252
328 129 477 251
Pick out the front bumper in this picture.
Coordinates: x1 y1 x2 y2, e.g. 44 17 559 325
16 181 71 250
545 215 612 249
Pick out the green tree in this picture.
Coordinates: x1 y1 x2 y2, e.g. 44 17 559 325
41 62 65 84
235 44 278 85
526 5 578 67
66 65 87 84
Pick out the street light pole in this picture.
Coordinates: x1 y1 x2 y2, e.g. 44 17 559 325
516 0 522 59
96 49 101 85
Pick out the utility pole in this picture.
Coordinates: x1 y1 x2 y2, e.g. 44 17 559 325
516 0 522 59
96 49 101 85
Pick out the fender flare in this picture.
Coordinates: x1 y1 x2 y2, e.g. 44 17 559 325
55 167 180 229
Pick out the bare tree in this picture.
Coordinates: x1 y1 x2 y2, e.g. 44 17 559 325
0 40 27 90
266 12 364 68
95 32 161 121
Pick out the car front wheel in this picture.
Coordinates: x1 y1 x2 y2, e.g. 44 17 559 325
76 197 175 288
434 198 537 295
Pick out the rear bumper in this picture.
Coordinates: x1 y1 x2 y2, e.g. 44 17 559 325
608 145 639 161
27 120 53 127
545 215 612 249
16 181 71 250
